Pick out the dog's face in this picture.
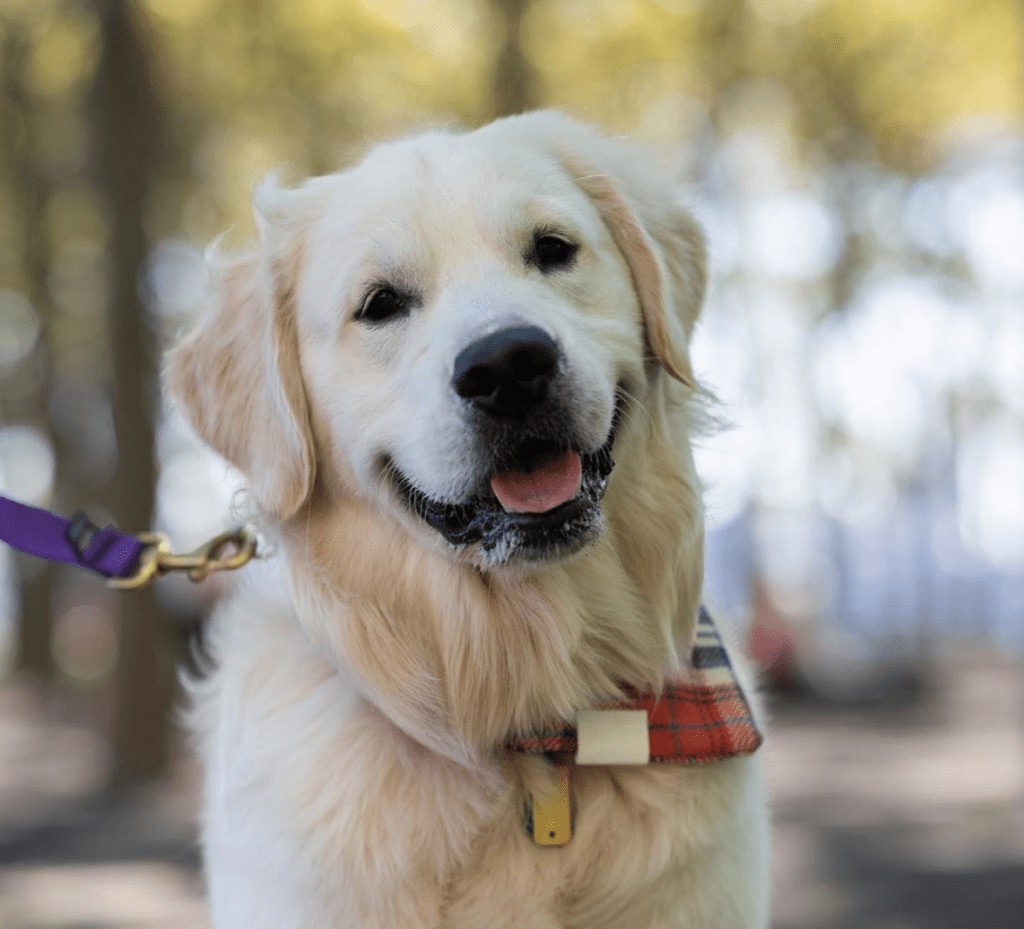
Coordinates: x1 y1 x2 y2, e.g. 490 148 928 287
297 129 647 565
168 112 706 570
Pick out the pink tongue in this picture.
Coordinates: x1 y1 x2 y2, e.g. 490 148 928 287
490 451 582 514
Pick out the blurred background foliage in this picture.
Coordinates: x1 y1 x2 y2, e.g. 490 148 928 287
0 0 1022 769
0 0 1022 924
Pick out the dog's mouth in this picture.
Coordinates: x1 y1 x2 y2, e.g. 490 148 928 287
388 402 622 565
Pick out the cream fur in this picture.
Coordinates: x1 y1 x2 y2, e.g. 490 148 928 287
168 111 770 928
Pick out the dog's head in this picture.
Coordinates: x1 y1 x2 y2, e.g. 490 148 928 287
167 111 706 570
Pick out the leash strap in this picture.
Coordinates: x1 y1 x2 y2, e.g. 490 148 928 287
0 494 145 580
0 493 258 587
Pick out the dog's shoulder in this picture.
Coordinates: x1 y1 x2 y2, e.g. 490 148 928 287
181 557 350 769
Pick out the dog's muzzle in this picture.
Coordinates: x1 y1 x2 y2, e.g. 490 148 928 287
390 326 622 565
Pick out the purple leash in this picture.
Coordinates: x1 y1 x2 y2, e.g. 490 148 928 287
0 493 257 588
0 494 145 580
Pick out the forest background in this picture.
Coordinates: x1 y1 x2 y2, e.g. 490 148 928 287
0 1 1021 927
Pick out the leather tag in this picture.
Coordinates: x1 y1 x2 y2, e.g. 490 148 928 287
531 765 572 846
575 709 650 765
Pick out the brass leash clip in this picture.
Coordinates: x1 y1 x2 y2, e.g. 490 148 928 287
109 526 258 590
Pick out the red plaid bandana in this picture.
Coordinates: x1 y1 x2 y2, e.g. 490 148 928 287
507 607 763 764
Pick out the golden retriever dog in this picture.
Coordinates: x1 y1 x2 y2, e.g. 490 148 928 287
167 110 770 928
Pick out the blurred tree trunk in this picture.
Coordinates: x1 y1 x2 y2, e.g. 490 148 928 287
90 0 174 784
491 0 535 116
0 27 57 684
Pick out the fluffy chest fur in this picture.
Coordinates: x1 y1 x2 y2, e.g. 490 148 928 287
189 569 769 929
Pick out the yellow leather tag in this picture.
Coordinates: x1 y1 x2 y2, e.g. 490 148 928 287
532 765 572 846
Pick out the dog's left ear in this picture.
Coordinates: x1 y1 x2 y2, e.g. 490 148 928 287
165 178 319 520
571 166 705 387
538 113 707 387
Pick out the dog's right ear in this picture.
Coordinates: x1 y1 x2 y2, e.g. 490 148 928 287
519 110 706 388
165 182 317 520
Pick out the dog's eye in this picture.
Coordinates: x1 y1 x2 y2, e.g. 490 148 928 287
356 287 408 324
531 234 577 272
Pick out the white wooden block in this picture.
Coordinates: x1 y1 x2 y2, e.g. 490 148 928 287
574 710 650 765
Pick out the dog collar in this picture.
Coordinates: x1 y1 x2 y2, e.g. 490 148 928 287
507 607 763 845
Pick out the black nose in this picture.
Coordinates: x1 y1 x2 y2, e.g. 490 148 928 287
452 325 560 420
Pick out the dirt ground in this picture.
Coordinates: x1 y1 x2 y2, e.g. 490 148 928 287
0 650 1021 929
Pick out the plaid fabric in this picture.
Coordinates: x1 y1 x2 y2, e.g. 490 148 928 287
507 607 763 764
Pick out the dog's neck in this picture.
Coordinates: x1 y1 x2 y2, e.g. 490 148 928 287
281 413 704 767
